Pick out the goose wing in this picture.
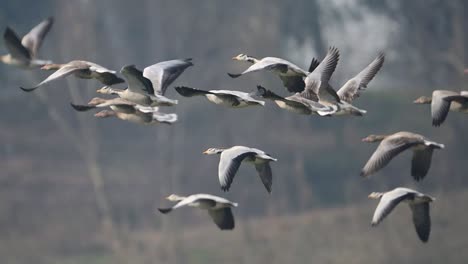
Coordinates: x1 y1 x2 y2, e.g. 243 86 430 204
143 59 193 96
431 90 468 126
20 63 87 91
303 47 340 102
411 148 434 181
361 136 420 177
372 189 413 226
158 196 199 214
255 162 273 193
278 75 305 93
337 53 384 102
208 208 235 230
228 59 289 78
409 203 431 242
120 65 154 94
21 17 53 57
218 147 256 191
3 27 31 61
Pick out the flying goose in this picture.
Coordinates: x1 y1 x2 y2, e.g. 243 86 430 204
75 98 177 125
70 97 156 114
369 187 434 243
304 50 384 116
158 193 238 230
414 90 468 126
175 86 265 108
361 131 444 181
94 108 177 125
336 52 385 103
203 146 277 193
20 60 124 92
1 17 54 68
228 54 319 93
255 85 334 116
97 59 192 106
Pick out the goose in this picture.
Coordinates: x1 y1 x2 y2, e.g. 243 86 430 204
158 193 238 230
74 98 177 125
304 50 384 116
368 187 434 243
70 97 156 114
1 17 54 68
94 108 177 125
20 60 124 92
228 54 320 93
336 52 385 103
97 59 192 106
361 131 444 181
203 146 277 193
255 85 334 116
175 86 265 108
414 90 468 126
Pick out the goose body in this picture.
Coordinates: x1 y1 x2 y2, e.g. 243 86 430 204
256 85 333 115
1 17 54 68
96 60 191 107
20 60 124 92
158 193 238 230
368 187 434 242
203 146 277 193
71 97 176 125
414 90 468 126
228 54 314 93
361 131 444 180
175 86 264 108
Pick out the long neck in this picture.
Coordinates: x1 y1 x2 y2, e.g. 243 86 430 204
368 192 384 199
246 56 259 64
42 63 64 70
373 135 387 142
100 86 124 95
171 195 187 201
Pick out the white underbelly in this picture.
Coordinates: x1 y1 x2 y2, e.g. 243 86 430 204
275 100 310 114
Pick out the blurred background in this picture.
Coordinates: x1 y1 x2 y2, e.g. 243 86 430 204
0 0 467 263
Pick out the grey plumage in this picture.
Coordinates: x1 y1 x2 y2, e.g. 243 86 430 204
369 187 434 243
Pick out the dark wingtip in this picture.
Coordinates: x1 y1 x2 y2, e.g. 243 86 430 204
227 73 241 78
221 186 230 192
19 86 37 92
157 208 172 214
70 103 95 112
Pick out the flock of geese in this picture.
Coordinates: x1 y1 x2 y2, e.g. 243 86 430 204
2 17 468 242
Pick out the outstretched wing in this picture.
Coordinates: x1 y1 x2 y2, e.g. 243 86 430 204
20 64 85 91
218 148 255 192
21 17 54 57
337 53 384 102
3 27 31 61
371 190 413 226
143 59 193 95
361 137 418 177
208 208 235 230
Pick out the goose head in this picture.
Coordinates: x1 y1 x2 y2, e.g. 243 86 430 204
362 134 387 143
202 148 225 155
232 54 249 61
413 96 432 104
94 110 116 118
166 194 185 202
368 192 384 199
